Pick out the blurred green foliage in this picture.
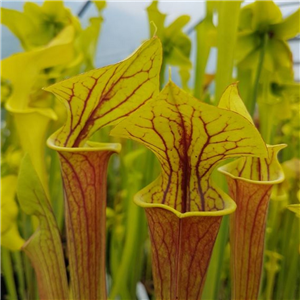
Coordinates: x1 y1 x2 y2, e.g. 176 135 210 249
1 1 299 299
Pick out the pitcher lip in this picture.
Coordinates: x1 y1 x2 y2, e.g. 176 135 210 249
134 190 236 218
47 131 121 153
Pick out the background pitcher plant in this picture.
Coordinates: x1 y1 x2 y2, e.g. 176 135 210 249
219 144 286 300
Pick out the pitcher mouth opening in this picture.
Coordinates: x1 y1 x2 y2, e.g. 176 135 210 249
219 165 285 185
47 130 122 154
134 186 236 219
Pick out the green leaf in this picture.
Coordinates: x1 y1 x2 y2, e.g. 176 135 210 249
23 0 79 48
267 39 293 72
1 176 25 251
288 204 300 217
218 82 254 124
179 67 191 91
236 1 298 82
236 32 260 64
1 7 35 50
2 1 79 51
215 0 242 101
166 46 192 68
250 1 282 30
93 0 107 12
146 0 166 37
271 9 300 40
2 26 75 194
77 16 103 70
163 17 191 68
164 15 190 42
41 0 70 17
237 46 260 70
3 26 75 111
146 1 191 87
194 8 216 98
238 4 254 31
17 154 68 299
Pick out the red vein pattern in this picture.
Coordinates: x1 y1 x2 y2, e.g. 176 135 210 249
227 178 272 300
146 207 222 300
219 145 286 300
23 210 69 300
111 81 267 213
45 37 162 147
45 38 161 299
58 146 118 300
111 82 269 300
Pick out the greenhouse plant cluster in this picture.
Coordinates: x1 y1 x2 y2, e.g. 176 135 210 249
1 1 299 300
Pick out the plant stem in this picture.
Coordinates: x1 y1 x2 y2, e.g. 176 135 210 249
202 215 229 300
12 251 26 300
264 250 283 300
282 217 299 299
193 0 216 100
1 248 18 300
48 149 64 231
193 16 213 100
21 210 35 299
237 67 253 112
202 167 230 299
275 210 294 299
160 60 166 89
250 32 269 116
266 200 281 249
265 268 276 300
110 148 157 299
215 1 242 102
109 197 142 298
259 104 275 144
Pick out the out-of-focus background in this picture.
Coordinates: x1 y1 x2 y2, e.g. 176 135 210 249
1 2 300 300
2 1 299 83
